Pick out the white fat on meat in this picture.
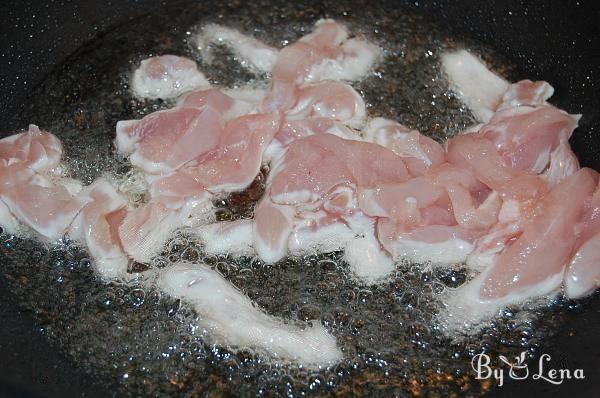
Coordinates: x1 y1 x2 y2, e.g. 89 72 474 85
194 219 255 257
131 55 210 100
119 194 214 264
159 263 342 366
439 266 564 333
0 199 21 235
441 50 510 123
288 218 355 255
196 24 279 72
342 213 396 283
305 37 381 83
384 234 474 266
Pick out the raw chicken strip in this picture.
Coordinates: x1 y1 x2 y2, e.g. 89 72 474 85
196 24 279 72
479 105 580 173
499 79 554 110
364 118 445 176
116 106 223 174
447 134 547 201
69 179 130 279
564 181 600 298
191 112 280 192
131 55 210 100
306 36 380 83
443 169 598 330
119 194 213 264
0 124 62 173
286 82 366 128
565 232 600 299
178 87 265 122
159 263 342 366
253 193 295 264
263 19 379 112
441 50 510 122
0 126 86 240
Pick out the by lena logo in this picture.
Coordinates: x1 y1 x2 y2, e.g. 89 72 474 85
471 351 585 386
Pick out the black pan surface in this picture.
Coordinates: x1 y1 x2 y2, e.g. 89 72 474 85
0 1 598 397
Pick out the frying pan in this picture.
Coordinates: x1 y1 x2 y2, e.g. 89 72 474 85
0 0 599 397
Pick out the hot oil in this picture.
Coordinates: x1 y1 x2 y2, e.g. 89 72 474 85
0 1 573 396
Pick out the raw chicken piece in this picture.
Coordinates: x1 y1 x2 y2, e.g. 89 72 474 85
0 124 62 174
117 86 269 175
565 232 600 299
442 169 598 330
364 118 445 176
131 55 210 100
269 117 355 152
263 19 379 112
499 79 554 110
377 219 479 266
447 134 547 201
116 106 223 174
441 50 510 122
0 200 20 235
0 125 87 240
258 133 432 278
564 181 600 298
160 263 342 366
479 105 580 173
264 82 364 160
269 134 409 206
127 112 276 259
0 173 86 240
119 194 213 264
270 19 349 85
196 24 279 72
357 177 446 222
175 111 280 193
286 82 366 128
442 50 555 123
178 87 265 121
542 141 580 187
253 193 295 264
306 36 380 83
69 179 130 279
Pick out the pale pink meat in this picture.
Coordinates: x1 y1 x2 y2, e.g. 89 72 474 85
447 134 547 200
287 82 366 127
564 181 600 298
479 105 580 173
253 193 296 263
182 112 280 193
479 168 597 299
0 125 86 240
364 118 446 176
131 55 209 100
269 134 409 205
262 19 375 113
69 180 129 279
499 79 554 110
116 106 223 174
0 125 62 173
